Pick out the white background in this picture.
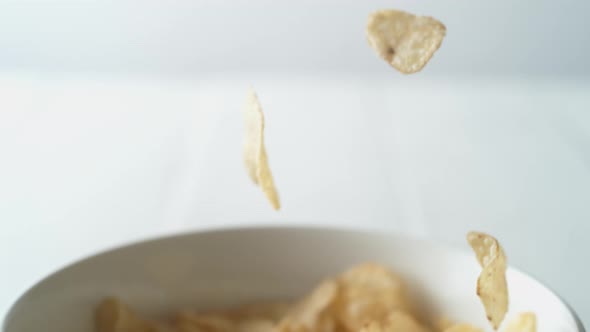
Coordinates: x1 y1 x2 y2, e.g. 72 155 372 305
1 0 589 327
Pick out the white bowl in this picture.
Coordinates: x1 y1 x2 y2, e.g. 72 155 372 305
2 226 584 332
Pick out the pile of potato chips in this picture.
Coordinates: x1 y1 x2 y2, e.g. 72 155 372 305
95 234 536 332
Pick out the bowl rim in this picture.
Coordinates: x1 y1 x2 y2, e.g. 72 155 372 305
2 223 586 332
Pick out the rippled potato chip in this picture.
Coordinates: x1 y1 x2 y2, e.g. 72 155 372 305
467 232 509 330
361 311 430 332
243 88 280 210
366 9 446 74
444 324 484 332
277 280 339 332
95 297 164 332
335 263 411 331
503 313 536 332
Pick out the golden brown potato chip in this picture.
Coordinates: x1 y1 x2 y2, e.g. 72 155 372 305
335 263 411 331
243 88 280 210
467 232 509 330
361 311 430 332
277 279 338 332
502 313 536 332
444 323 484 332
366 9 446 74
95 297 163 332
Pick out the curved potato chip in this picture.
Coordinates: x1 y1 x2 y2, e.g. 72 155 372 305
335 263 411 331
277 279 338 332
467 232 509 330
366 9 446 74
444 323 484 332
243 88 280 210
502 313 536 332
361 311 430 332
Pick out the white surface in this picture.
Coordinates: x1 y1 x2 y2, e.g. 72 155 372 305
3 227 582 331
0 74 589 326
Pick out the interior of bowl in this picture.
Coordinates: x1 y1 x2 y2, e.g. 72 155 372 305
3 226 583 332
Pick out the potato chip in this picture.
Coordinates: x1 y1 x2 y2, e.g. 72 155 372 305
95 297 163 332
243 88 280 210
277 279 338 332
502 313 536 332
335 263 411 331
366 9 446 74
467 232 509 330
444 324 484 332
361 311 430 332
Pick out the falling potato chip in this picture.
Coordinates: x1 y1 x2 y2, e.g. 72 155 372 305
335 263 412 331
361 311 430 332
366 9 446 74
467 232 509 330
277 279 338 332
444 323 485 332
503 313 536 332
243 88 280 210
